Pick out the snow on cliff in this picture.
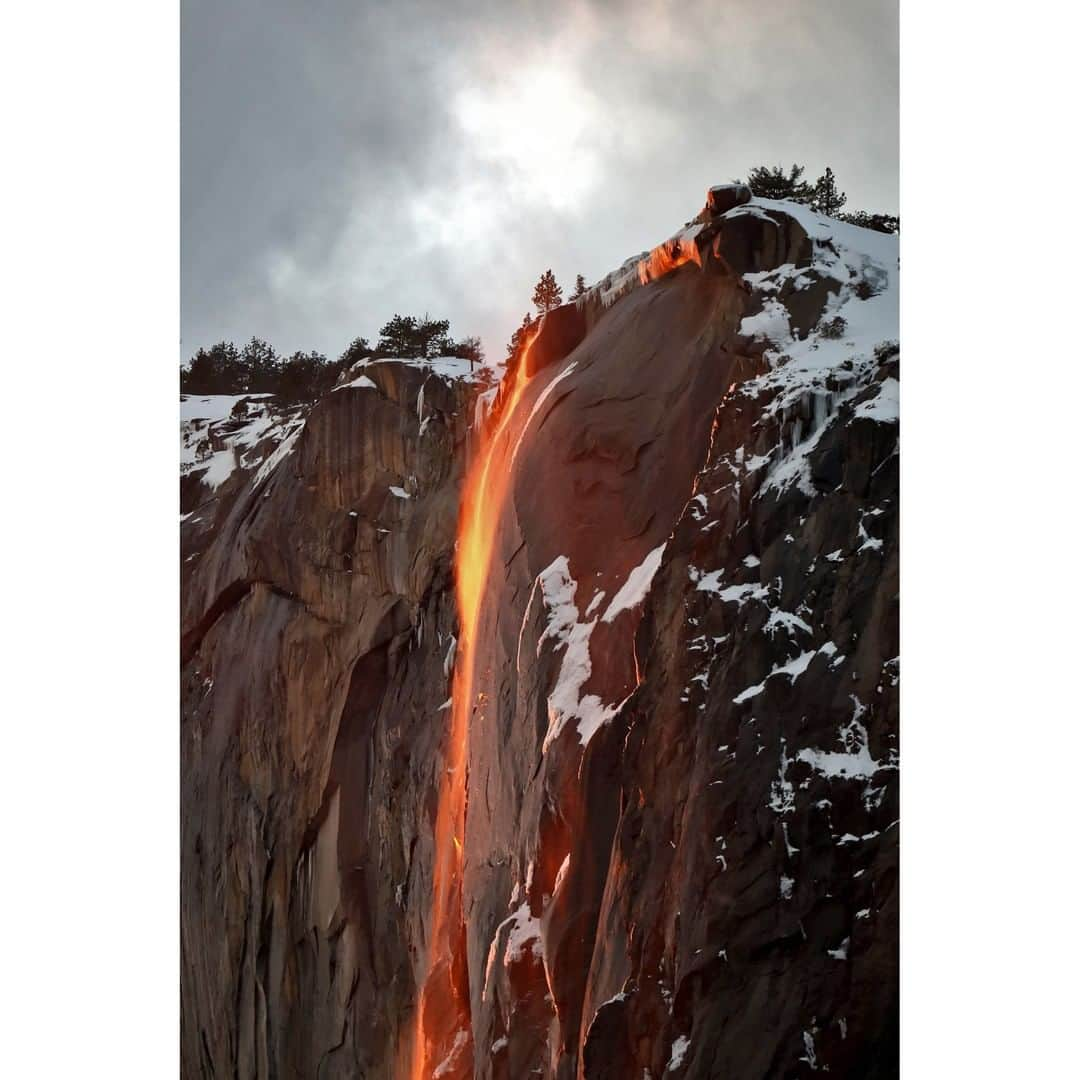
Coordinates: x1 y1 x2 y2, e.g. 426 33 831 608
181 394 306 493
732 198 899 496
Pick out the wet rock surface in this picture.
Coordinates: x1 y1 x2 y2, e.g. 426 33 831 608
182 196 898 1078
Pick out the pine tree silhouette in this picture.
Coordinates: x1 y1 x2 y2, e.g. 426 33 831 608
532 269 563 314
811 167 847 217
743 163 814 202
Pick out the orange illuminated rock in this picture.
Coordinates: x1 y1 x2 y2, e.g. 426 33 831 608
637 225 704 284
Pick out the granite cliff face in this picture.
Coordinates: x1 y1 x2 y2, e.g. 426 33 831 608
181 189 899 1079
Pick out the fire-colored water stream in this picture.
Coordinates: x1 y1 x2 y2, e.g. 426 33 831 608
408 336 537 1079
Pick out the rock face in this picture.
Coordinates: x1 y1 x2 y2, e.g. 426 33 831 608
181 194 899 1079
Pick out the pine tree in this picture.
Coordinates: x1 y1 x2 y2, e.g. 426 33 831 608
277 350 322 401
378 314 454 358
743 163 814 202
532 269 563 314
453 335 484 370
377 315 419 357
339 336 374 368
838 210 899 234
810 167 847 217
506 312 534 359
240 337 279 390
570 273 587 300
414 314 453 358
182 339 340 398
181 340 241 393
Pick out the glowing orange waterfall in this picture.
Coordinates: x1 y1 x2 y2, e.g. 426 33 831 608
408 335 536 1079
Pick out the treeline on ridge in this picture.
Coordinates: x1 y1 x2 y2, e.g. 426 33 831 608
739 163 899 233
501 167 894 366
180 314 483 399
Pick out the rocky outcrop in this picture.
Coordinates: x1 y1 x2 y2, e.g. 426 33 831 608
181 193 898 1078
705 182 753 216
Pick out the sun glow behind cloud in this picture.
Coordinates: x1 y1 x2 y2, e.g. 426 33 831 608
408 58 611 251
454 64 604 211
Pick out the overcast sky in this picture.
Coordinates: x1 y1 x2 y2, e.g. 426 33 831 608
182 0 897 364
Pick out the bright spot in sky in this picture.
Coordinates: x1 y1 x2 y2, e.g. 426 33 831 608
453 64 602 211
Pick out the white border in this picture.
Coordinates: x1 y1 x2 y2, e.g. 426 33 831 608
2 2 179 1074
3 1 1078 1075
902 2 1076 1074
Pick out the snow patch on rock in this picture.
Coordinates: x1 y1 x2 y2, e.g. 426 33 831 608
602 542 667 623
667 1035 691 1073
535 556 630 752
181 394 308 494
730 199 899 497
795 697 895 780
854 376 898 423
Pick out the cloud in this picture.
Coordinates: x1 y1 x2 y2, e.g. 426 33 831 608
182 0 897 362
